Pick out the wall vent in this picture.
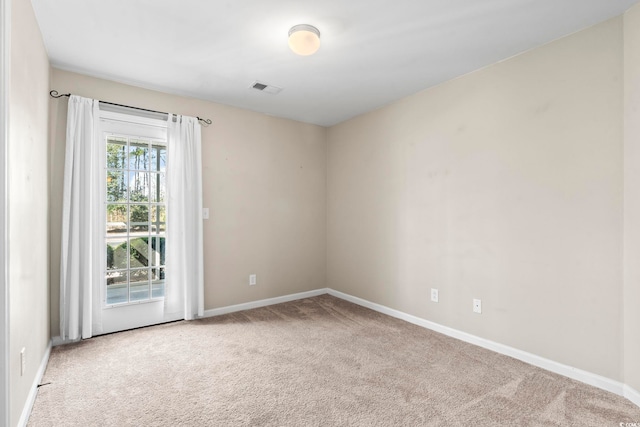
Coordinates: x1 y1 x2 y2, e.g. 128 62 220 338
250 81 283 95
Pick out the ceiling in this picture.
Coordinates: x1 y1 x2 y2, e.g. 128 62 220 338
32 0 639 127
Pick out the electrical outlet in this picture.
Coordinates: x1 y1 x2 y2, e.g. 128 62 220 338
430 288 439 303
202 208 210 220
20 348 26 376
249 274 256 286
473 299 482 314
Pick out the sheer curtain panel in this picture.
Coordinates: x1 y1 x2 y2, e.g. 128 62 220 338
59 95 104 340
165 114 204 320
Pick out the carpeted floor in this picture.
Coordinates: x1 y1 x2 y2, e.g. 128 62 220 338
28 294 640 426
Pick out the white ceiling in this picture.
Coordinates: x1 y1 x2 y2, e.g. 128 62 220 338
32 0 638 127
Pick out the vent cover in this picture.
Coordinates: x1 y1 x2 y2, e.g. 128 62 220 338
250 81 283 95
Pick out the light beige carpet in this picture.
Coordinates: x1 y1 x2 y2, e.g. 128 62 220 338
28 295 640 426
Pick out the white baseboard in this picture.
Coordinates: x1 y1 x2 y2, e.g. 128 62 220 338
201 288 330 318
326 289 629 399
625 385 640 408
17 340 51 427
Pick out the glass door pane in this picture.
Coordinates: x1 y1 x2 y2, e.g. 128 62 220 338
105 135 166 306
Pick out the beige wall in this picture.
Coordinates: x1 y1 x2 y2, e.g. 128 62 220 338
624 3 640 393
9 0 50 424
327 18 624 381
49 69 327 337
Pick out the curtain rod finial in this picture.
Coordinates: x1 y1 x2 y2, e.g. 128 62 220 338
50 90 70 99
197 117 212 126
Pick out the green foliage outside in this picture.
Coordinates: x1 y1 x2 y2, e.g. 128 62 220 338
106 140 165 224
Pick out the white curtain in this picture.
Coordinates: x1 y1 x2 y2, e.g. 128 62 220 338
165 114 204 320
60 95 104 340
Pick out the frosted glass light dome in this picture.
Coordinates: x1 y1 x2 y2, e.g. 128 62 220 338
288 24 321 56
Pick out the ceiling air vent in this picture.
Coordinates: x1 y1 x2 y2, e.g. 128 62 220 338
250 81 283 95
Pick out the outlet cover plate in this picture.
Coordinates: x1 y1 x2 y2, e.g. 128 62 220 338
430 288 439 303
249 274 256 286
473 299 482 314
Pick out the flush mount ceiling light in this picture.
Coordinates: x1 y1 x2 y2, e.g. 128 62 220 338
288 24 321 56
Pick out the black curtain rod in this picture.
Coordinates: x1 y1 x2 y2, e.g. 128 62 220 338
49 90 212 126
